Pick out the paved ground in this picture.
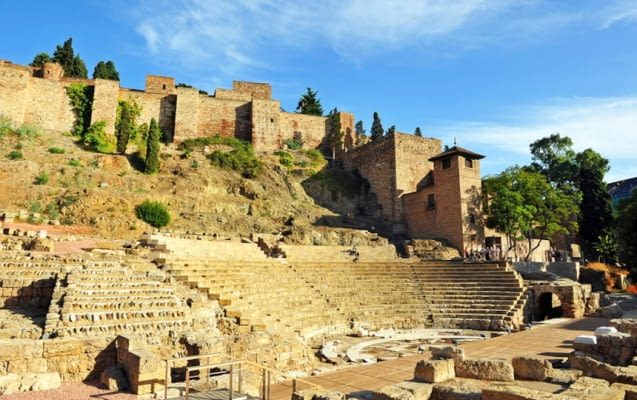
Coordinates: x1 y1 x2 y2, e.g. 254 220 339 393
270 317 611 400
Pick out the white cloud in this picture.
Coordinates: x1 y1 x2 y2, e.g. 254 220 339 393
427 96 637 182
600 0 637 28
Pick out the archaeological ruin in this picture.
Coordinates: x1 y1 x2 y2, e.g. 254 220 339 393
0 58 636 399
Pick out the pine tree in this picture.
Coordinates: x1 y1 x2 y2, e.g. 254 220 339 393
387 125 396 136
370 112 384 141
355 120 365 136
414 127 422 137
52 38 87 78
145 118 161 174
93 60 120 80
30 52 51 67
296 88 323 116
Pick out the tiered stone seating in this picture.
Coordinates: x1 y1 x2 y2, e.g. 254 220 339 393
163 259 351 339
0 253 81 308
280 245 398 263
51 259 191 338
408 262 526 330
148 235 269 261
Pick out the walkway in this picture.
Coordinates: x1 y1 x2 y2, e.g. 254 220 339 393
271 317 610 400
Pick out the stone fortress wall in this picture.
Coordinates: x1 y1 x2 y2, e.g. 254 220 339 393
0 60 355 154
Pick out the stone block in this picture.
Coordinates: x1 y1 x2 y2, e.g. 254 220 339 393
560 376 624 400
455 358 514 382
292 387 345 400
374 384 415 400
511 356 554 381
0 373 21 395
595 326 618 335
414 359 455 383
125 349 162 375
394 381 434 400
0 340 43 361
128 369 165 396
611 383 637 400
430 379 488 400
482 382 555 400
21 372 62 392
573 335 596 345
429 345 465 360
549 368 583 385
100 365 130 391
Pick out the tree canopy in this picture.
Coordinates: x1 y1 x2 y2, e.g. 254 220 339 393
52 38 87 78
29 52 51 67
145 118 161 174
414 127 423 137
483 166 578 261
93 60 120 80
296 88 323 116
326 107 344 160
370 112 384 141
617 188 637 275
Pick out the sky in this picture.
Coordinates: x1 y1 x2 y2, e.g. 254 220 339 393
1 0 636 182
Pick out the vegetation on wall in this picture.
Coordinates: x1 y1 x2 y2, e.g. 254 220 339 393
144 118 161 174
115 99 142 154
83 121 116 153
66 83 94 137
179 135 263 178
135 200 171 228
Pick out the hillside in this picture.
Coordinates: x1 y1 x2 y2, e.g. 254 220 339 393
0 127 389 245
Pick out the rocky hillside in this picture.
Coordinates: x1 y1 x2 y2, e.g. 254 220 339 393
0 127 388 245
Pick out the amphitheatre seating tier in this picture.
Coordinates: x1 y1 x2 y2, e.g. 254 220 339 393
161 254 527 337
46 259 191 338
279 245 398 262
149 235 269 261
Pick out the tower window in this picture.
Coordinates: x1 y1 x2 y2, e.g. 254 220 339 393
442 159 451 169
465 158 473 168
427 194 435 209
470 213 476 224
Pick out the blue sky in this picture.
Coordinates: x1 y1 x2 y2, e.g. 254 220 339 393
2 1 636 182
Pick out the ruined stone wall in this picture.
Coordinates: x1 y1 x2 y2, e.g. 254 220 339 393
394 134 442 197
343 135 398 221
91 79 120 136
119 88 176 141
195 96 252 141
279 112 327 151
458 156 484 250
252 99 282 152
25 77 76 132
233 81 271 100
0 61 30 124
174 86 200 141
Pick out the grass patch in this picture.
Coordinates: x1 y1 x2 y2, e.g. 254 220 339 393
7 150 23 160
48 147 66 154
34 172 50 185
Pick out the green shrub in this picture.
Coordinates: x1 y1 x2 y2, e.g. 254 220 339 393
48 147 66 154
83 121 116 153
302 149 325 166
135 200 171 228
16 124 41 138
45 201 60 219
68 159 81 167
190 160 199 169
34 172 49 185
28 200 42 213
276 150 294 169
0 115 12 137
7 150 23 160
284 138 303 150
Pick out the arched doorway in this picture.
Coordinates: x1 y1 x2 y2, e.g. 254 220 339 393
534 292 564 321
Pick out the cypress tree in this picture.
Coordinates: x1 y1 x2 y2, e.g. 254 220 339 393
296 88 324 116
370 112 384 141
116 103 133 154
414 127 422 137
145 118 161 174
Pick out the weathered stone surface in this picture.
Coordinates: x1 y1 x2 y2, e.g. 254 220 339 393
293 387 345 400
569 352 637 385
0 373 21 395
455 358 514 382
100 364 130 391
559 376 624 400
395 381 434 400
22 372 62 392
430 379 488 400
482 382 555 400
373 384 415 400
610 382 637 400
414 358 455 383
429 345 465 360
0 339 43 360
511 356 554 381
548 368 582 385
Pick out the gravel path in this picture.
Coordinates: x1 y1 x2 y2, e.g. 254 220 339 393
0 381 137 400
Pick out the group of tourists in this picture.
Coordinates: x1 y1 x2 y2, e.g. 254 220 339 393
464 245 501 262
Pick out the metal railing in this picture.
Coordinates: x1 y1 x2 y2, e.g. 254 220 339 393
164 354 321 400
